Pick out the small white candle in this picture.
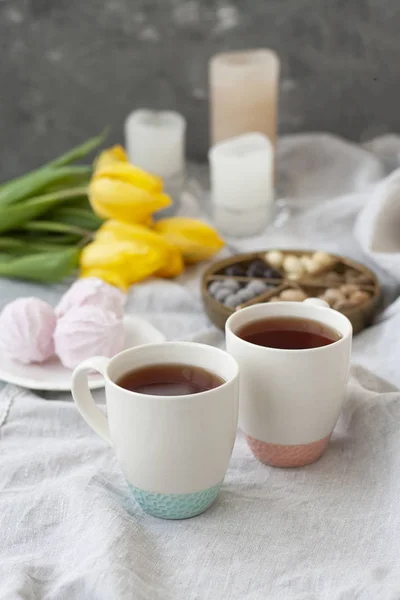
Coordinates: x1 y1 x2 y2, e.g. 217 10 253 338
209 49 280 149
209 133 274 237
124 109 186 215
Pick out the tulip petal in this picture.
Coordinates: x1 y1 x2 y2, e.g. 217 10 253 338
80 268 129 291
95 220 184 278
94 145 128 171
94 163 162 193
89 178 171 223
154 217 225 263
80 239 166 285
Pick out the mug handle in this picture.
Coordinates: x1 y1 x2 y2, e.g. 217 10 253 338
71 356 112 445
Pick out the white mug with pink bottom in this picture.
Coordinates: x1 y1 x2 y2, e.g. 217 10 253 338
226 299 352 467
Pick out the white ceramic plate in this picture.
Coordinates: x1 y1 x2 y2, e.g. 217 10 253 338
0 316 165 392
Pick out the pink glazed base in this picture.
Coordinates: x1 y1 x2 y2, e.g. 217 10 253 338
246 433 332 467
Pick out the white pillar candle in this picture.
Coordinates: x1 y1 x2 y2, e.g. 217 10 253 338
124 109 187 215
209 49 280 148
209 133 274 237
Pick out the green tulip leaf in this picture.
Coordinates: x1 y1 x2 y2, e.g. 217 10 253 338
0 167 90 207
0 247 81 283
0 187 88 233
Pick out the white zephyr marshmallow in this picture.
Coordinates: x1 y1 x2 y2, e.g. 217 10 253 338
54 305 125 370
0 297 56 364
55 277 126 319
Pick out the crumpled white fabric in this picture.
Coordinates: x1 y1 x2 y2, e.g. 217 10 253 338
1 366 400 600
2 132 400 599
355 168 400 280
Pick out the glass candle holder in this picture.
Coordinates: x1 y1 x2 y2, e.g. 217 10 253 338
125 109 187 216
209 133 274 237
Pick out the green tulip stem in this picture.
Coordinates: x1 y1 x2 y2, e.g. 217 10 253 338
22 220 94 239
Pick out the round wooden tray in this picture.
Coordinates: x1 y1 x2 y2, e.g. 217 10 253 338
201 250 381 334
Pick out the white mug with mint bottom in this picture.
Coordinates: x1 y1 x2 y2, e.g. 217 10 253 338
71 342 239 519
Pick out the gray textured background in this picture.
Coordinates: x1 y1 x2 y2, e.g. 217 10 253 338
0 0 399 179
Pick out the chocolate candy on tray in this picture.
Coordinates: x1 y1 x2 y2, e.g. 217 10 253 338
223 259 282 280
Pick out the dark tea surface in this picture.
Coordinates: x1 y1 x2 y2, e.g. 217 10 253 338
237 316 341 350
117 363 225 396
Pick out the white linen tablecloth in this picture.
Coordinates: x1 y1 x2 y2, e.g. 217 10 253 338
2 133 400 599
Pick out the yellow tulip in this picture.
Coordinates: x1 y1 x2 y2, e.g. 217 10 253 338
142 215 154 228
154 217 224 263
80 237 166 290
80 268 130 292
94 145 128 171
96 220 184 278
89 149 171 224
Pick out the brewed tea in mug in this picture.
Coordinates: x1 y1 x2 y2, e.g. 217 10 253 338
237 316 341 350
117 363 225 395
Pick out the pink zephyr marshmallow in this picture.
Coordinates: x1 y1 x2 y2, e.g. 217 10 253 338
0 297 56 364
54 305 125 370
55 277 126 319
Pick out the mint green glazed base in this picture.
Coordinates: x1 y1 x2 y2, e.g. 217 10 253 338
127 482 222 519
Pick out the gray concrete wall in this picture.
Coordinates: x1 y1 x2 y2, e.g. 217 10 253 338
0 0 399 179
